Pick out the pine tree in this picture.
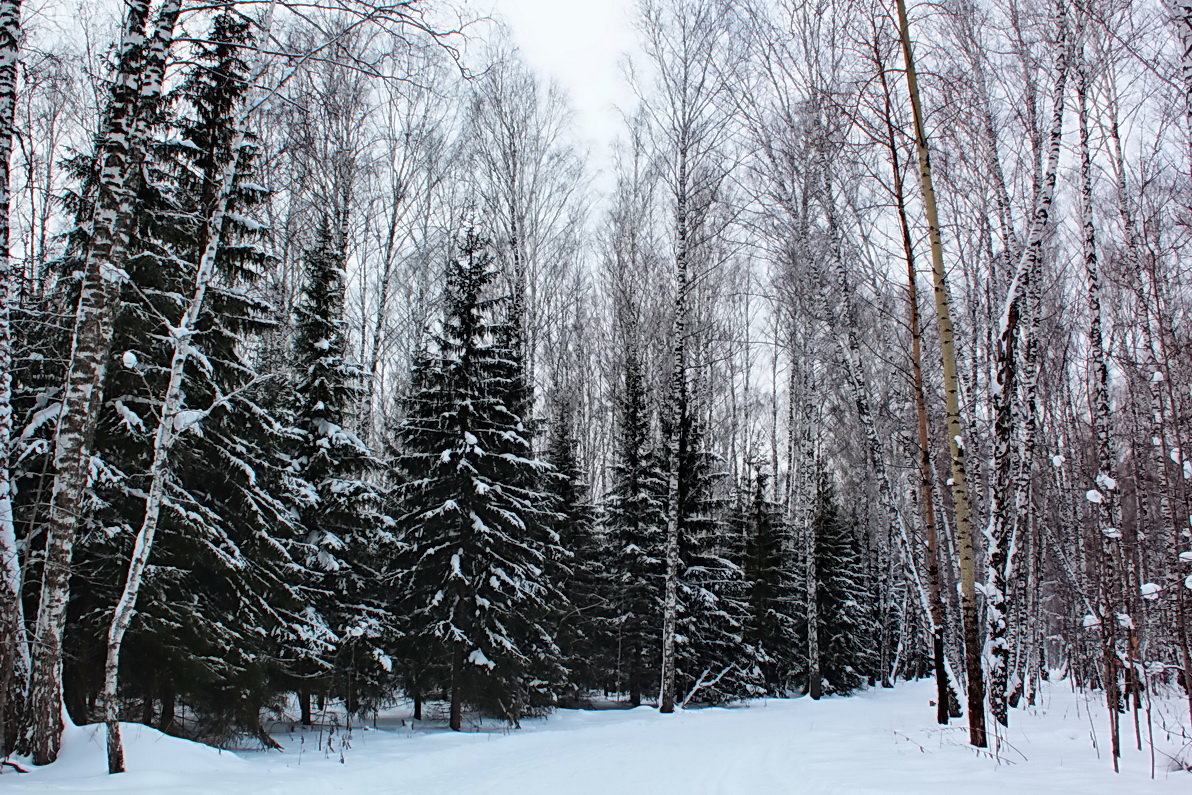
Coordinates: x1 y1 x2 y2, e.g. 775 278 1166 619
290 218 388 719
738 466 800 695
390 231 563 730
603 340 667 706
543 398 609 702
808 471 876 696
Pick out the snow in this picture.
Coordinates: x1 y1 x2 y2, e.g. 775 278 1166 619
1141 582 1162 599
1085 489 1103 504
7 681 1189 793
467 648 495 668
172 410 206 433
122 350 138 369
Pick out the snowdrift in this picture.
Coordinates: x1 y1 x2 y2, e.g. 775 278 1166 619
6 719 245 792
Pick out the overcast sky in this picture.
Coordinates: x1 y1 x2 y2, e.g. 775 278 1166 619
465 0 640 190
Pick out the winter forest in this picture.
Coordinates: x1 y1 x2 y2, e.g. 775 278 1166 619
1 0 1192 789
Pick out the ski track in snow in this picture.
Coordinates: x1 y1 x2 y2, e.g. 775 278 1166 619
6 681 1189 793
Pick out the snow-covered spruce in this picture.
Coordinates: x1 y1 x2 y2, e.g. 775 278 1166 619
389 231 564 730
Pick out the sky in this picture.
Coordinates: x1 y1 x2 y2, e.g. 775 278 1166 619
466 0 640 191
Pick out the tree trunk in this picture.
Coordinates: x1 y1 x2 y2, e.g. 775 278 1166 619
659 143 690 716
299 690 312 727
0 0 24 759
449 643 463 732
807 483 821 701
24 0 179 765
158 683 175 733
872 46 959 720
104 103 252 777
895 0 986 748
985 0 1068 730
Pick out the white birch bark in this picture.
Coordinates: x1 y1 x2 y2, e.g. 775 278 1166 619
24 0 180 765
0 0 24 758
103 3 279 772
984 0 1068 729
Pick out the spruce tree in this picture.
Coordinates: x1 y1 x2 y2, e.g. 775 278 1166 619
669 403 763 705
739 466 800 695
290 218 388 719
603 340 667 706
543 398 608 702
809 471 876 695
390 231 563 730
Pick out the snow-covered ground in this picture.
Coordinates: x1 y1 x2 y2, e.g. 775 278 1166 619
5 681 1190 793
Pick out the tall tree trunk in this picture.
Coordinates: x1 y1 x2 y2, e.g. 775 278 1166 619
806 481 821 701
104 127 250 774
872 37 959 722
984 0 1068 731
895 0 986 748
23 0 180 765
658 143 689 716
0 0 24 759
1077 52 1123 770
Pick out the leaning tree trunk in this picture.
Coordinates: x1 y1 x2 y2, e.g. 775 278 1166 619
23 0 180 765
895 0 986 748
821 170 959 711
0 0 24 759
872 38 959 722
104 128 251 775
103 4 281 769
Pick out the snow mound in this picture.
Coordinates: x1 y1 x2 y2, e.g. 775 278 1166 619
9 720 244 790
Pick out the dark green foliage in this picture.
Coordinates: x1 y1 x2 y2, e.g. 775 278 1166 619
543 399 609 701
390 231 563 725
669 405 764 705
13 10 321 739
602 342 667 706
738 467 800 694
809 473 877 696
290 218 389 713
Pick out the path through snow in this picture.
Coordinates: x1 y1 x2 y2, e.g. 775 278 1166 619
5 681 1189 793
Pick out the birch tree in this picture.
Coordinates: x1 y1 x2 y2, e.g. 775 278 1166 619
24 0 182 764
0 0 22 759
637 0 739 715
895 0 987 748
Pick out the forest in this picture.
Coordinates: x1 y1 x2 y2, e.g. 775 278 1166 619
0 0 1190 784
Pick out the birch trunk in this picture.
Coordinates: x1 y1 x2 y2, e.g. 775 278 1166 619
658 144 688 716
0 0 24 758
984 0 1068 729
895 0 986 748
104 4 280 769
1076 54 1124 769
872 37 959 722
1166 0 1192 167
103 131 250 774
24 0 180 765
